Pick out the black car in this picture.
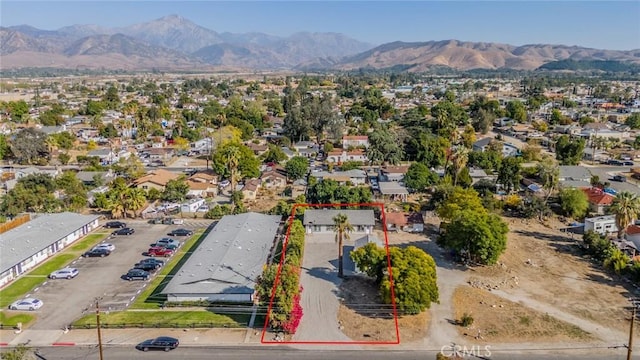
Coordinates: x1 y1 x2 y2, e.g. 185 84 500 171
167 228 193 237
83 248 111 257
136 258 165 268
135 336 179 352
105 221 127 229
123 269 150 281
113 227 135 235
134 262 160 272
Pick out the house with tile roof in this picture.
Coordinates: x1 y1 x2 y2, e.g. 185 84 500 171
133 169 180 191
384 212 424 232
582 187 615 215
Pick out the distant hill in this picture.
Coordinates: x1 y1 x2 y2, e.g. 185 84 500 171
301 40 640 72
1 15 374 71
537 59 640 72
2 16 639 72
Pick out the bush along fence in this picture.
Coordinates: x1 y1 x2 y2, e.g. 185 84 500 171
255 218 305 334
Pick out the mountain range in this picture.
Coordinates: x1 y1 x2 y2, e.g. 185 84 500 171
1 15 639 72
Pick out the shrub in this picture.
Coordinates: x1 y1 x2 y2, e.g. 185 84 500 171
460 312 474 327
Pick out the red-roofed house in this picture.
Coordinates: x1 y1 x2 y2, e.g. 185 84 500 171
625 225 640 252
582 187 615 215
384 212 424 232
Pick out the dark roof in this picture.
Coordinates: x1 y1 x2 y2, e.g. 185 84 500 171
303 209 375 226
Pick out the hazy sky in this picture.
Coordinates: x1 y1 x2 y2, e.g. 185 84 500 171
2 1 639 50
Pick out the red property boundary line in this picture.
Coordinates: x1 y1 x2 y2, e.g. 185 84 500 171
260 202 400 345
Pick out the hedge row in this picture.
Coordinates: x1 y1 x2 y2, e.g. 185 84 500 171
255 219 305 333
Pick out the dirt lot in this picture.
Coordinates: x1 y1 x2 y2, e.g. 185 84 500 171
470 217 633 335
337 277 428 343
351 212 634 344
452 285 593 343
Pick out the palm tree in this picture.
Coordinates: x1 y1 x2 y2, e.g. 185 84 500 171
124 188 147 218
451 146 469 187
610 191 640 238
222 145 241 191
332 213 354 278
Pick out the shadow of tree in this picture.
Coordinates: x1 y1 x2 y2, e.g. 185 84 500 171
337 276 395 320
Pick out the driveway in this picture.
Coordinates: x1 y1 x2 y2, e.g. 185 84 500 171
293 234 352 342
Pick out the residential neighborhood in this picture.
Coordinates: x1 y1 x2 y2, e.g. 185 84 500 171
0 70 639 359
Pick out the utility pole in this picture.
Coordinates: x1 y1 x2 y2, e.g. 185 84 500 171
95 298 104 360
628 304 637 360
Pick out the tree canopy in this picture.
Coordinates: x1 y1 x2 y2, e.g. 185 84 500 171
350 244 439 314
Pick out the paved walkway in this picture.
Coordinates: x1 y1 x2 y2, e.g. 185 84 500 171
293 239 351 343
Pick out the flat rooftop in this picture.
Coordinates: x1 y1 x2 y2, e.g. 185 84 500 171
162 213 281 297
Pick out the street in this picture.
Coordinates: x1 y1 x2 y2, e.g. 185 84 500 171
19 345 632 360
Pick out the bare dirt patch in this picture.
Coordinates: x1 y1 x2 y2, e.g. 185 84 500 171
246 191 283 213
470 217 632 334
453 285 593 343
337 276 428 343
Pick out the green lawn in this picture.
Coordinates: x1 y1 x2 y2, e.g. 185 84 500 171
0 312 35 328
72 310 248 328
130 231 205 309
0 231 108 307
69 232 109 251
0 254 75 307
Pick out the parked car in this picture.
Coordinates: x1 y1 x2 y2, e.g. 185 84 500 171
49 267 79 280
134 262 160 272
104 221 127 229
135 336 179 352
154 238 181 249
136 258 165 269
613 175 627 182
168 229 193 237
123 269 150 281
113 227 135 235
94 243 116 252
219 179 230 188
147 246 174 257
624 161 635 166
162 217 184 225
149 218 164 224
83 248 111 257
197 205 210 213
9 298 43 311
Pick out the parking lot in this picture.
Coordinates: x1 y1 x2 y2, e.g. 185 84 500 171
21 219 214 331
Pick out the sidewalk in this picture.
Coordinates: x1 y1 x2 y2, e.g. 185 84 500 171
0 327 262 347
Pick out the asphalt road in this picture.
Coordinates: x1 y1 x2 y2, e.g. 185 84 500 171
20 346 632 360
584 165 640 194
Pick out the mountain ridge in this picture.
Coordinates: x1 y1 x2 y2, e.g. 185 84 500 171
2 16 639 72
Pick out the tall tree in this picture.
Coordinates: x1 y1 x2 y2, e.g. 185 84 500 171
9 128 50 165
537 156 559 202
555 135 585 165
610 191 640 238
497 157 522 193
367 127 403 165
333 213 354 278
450 146 470 187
